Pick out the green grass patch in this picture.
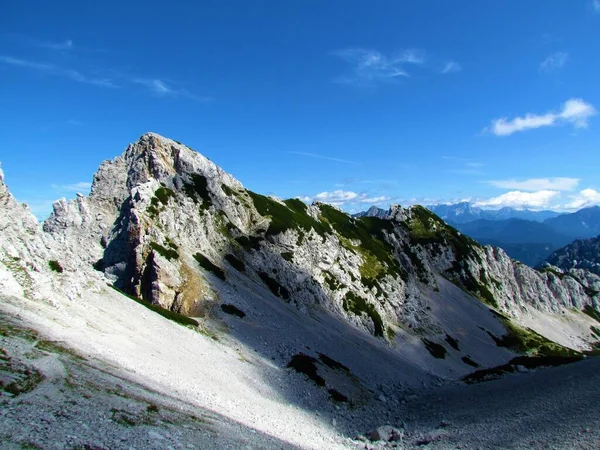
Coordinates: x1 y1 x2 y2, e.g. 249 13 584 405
110 285 199 327
224 254 245 272
445 334 460 351
591 326 600 339
221 303 246 318
221 183 237 196
462 356 479 367
235 235 262 251
287 353 325 386
422 339 447 359
386 326 396 341
247 191 332 239
155 186 175 205
319 205 407 284
317 352 350 372
490 316 580 357
323 271 340 291
342 291 384 337
35 340 85 361
462 355 584 384
258 272 290 301
150 242 179 261
48 260 63 273
584 305 600 323
148 186 176 218
183 173 213 209
194 253 226 280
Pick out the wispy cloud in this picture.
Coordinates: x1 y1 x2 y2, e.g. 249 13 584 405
51 182 92 193
441 61 462 74
333 48 425 86
592 0 600 12
132 78 210 101
0 55 115 87
287 151 359 165
11 35 74 51
540 52 568 72
0 55 208 101
35 38 73 51
300 189 390 207
442 156 484 175
486 98 597 136
66 119 83 126
488 177 579 191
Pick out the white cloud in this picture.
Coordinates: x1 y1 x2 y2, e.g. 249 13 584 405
0 55 115 87
473 190 560 210
132 78 210 101
51 182 92 193
287 151 358 165
565 189 600 209
442 61 462 74
0 55 208 101
488 98 596 136
593 0 600 12
38 39 73 51
488 177 579 192
540 52 568 72
333 48 425 85
301 190 390 207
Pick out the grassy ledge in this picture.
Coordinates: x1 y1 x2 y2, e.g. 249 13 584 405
109 285 199 327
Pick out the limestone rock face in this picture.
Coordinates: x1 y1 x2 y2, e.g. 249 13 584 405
1 133 599 353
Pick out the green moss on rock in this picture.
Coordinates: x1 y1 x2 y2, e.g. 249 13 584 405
224 254 245 272
150 242 179 261
342 291 384 337
247 191 331 238
258 272 290 301
48 260 63 273
183 174 212 209
194 253 226 280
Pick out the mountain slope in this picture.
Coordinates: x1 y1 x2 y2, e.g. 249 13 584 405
543 235 600 276
2 133 600 447
544 206 600 238
34 134 600 350
452 218 576 266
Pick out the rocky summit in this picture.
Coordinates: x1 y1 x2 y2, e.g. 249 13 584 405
1 133 600 449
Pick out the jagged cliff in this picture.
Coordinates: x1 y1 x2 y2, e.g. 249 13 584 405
2 133 600 365
543 236 600 276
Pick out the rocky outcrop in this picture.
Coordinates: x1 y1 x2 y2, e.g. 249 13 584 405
543 236 600 276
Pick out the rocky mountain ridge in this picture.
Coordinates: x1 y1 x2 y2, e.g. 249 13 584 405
3 133 600 448
1 133 598 354
543 235 600 276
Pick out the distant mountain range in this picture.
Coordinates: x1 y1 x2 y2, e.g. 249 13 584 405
429 202 562 224
543 206 600 239
452 219 574 266
356 203 600 267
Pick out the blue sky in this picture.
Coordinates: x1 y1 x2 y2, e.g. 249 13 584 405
2 1 600 219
